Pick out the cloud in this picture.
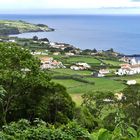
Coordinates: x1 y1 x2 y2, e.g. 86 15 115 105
0 0 140 11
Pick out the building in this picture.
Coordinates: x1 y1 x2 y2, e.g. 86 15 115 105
40 57 65 69
70 65 80 70
115 93 125 101
8 39 16 43
53 52 60 56
99 69 110 75
116 64 140 76
40 57 53 64
70 63 91 71
116 58 140 76
119 56 131 63
65 52 75 56
126 80 137 85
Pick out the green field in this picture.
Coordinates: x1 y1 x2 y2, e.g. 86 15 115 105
51 68 92 76
53 77 126 106
112 74 140 83
49 55 128 105
102 59 123 66
53 77 126 94
64 56 101 66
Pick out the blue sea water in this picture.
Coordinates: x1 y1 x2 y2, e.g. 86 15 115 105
0 14 140 55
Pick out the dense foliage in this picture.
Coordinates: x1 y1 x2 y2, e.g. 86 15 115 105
0 119 90 140
0 43 75 126
0 43 140 139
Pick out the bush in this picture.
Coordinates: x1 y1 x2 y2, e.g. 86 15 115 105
0 120 90 140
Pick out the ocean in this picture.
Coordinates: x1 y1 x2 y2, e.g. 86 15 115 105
1 14 140 55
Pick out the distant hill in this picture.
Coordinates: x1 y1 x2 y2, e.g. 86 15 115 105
0 20 54 35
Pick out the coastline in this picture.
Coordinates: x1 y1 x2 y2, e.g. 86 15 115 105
0 20 55 36
1 17 140 56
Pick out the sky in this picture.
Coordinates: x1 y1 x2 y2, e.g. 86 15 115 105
1 0 140 14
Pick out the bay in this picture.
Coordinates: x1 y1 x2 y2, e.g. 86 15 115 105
1 14 140 55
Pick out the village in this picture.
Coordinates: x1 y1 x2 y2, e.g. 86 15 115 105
1 36 140 90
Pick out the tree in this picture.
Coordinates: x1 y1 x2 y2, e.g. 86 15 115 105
64 47 74 52
106 48 114 53
36 83 75 124
81 49 92 55
82 87 140 135
122 84 140 129
33 35 38 41
40 38 49 42
74 107 96 131
0 43 41 124
82 91 129 131
92 48 97 53
0 43 75 125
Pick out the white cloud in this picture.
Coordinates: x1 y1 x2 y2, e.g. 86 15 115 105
0 0 140 11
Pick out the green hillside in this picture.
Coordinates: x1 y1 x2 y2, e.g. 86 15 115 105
0 20 53 35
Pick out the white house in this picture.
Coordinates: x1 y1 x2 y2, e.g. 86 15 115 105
70 65 80 70
116 60 140 76
76 62 91 69
119 56 130 63
8 39 16 43
99 69 110 75
126 80 137 85
70 62 90 71
50 42 56 46
130 57 137 65
53 52 60 56
97 73 105 77
115 93 124 101
65 52 75 56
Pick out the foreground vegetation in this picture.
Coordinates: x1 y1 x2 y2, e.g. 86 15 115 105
0 43 140 139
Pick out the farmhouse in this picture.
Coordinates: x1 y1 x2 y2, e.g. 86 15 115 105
40 57 53 64
126 80 137 85
53 52 60 55
8 39 16 43
70 65 80 71
116 58 140 76
65 52 75 56
99 69 110 75
70 62 91 71
50 42 68 50
119 56 131 63
115 93 125 101
93 69 110 77
40 57 65 69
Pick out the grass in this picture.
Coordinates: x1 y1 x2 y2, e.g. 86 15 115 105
49 55 127 106
51 68 92 76
49 55 65 60
84 77 126 92
102 60 123 66
52 77 126 106
112 74 140 84
65 56 101 66
70 94 83 106
52 77 126 94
